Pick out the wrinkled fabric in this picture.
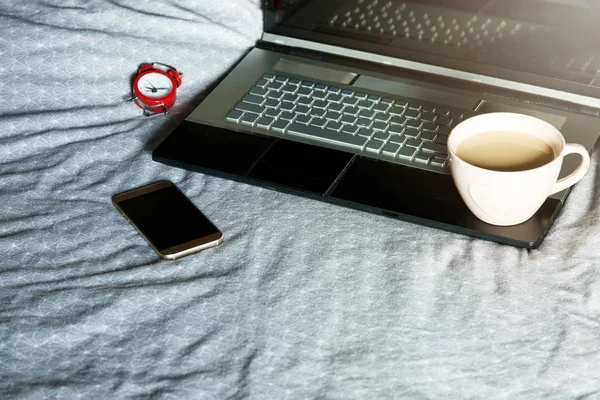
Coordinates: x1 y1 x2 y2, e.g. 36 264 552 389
1 1 600 399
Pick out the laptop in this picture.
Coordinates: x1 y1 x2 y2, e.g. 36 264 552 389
153 0 600 249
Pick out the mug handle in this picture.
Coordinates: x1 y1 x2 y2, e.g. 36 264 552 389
549 143 591 195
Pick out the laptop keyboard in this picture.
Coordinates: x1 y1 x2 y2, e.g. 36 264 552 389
226 74 473 173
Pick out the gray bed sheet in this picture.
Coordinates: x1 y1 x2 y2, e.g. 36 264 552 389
2 1 600 399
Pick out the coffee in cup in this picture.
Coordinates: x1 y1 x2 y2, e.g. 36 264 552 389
448 113 590 226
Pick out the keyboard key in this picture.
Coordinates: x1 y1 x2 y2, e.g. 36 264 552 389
437 116 453 126
390 115 406 126
408 104 422 111
326 121 343 131
264 99 279 108
382 142 401 155
438 126 451 136
328 87 341 94
243 94 265 105
301 81 314 88
373 131 390 141
264 108 281 118
372 121 388 131
282 93 297 103
295 114 312 125
309 108 326 118
357 117 373 128
389 135 406 145
313 91 328 100
394 100 408 108
422 142 448 154
314 84 327 91
256 116 275 128
263 73 275 81
288 78 301 86
267 81 284 91
398 146 417 159
271 119 290 132
415 153 431 163
342 125 359 135
422 122 438 132
436 107 450 116
255 79 269 88
420 131 437 141
404 127 420 138
405 109 421 119
280 111 295 121
431 156 448 167
327 94 344 103
381 97 395 105
421 112 436 122
326 111 342 121
357 100 373 109
435 134 448 145
280 102 295 112
341 89 354 97
250 87 268 97
313 100 328 109
389 125 404 135
297 97 313 107
235 102 264 115
340 115 357 125
354 92 367 100
342 97 359 107
295 105 310 115
357 128 373 138
267 90 284 100
405 138 422 148
297 87 312 97
365 139 385 152
359 109 376 119
389 106 405 116
406 119 422 129
373 103 390 113
310 118 328 128
328 103 344 112
449 111 463 119
287 123 368 149
241 113 259 125
275 76 288 83
374 113 391 123
423 105 436 113
226 109 244 123
368 94 380 102
344 106 361 117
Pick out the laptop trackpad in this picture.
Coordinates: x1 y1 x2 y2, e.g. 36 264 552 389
247 139 354 195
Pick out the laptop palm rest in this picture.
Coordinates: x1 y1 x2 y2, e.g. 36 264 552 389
153 121 562 248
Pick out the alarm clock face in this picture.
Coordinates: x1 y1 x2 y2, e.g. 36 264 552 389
136 72 174 99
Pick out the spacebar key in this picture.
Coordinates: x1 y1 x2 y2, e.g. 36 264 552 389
287 123 367 149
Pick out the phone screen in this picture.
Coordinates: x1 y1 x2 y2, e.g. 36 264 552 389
116 184 220 252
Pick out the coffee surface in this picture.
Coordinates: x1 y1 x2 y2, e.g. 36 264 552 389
456 131 555 172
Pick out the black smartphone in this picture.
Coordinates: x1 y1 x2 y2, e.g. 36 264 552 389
112 181 223 260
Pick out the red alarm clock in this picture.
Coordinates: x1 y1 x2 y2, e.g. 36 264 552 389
128 62 182 116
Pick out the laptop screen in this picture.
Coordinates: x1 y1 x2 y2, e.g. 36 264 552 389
264 0 600 102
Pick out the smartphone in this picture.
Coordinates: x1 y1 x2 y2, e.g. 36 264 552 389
112 181 223 260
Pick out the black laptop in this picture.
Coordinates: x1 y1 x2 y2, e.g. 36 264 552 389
153 0 600 248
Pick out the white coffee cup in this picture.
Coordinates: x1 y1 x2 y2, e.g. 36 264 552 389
448 112 590 226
